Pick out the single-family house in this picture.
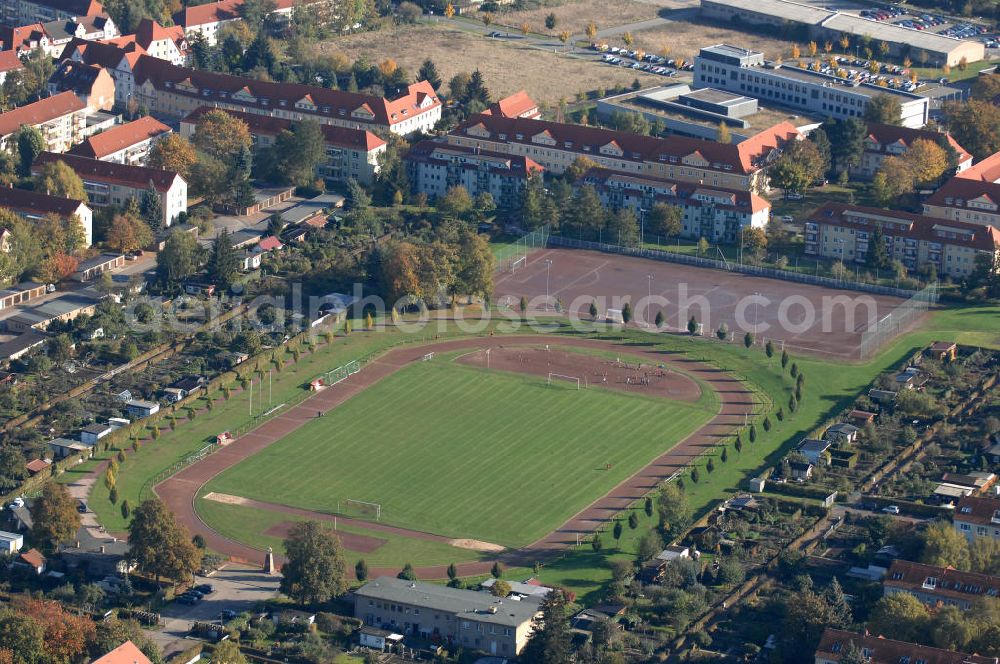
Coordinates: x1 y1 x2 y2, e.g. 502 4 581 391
883 559 1000 610
241 251 262 271
796 439 832 465
48 437 91 459
846 410 876 426
824 423 859 445
0 529 23 553
125 399 159 419
254 236 284 254
80 422 116 445
953 495 1000 543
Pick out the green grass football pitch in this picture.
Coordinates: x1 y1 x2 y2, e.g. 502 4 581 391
199 355 718 548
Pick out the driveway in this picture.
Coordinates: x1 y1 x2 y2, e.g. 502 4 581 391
148 564 281 649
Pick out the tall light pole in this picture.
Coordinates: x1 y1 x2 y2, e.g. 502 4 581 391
544 259 553 310
753 291 760 336
647 274 653 326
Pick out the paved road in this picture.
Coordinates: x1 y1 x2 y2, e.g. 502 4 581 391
156 334 755 579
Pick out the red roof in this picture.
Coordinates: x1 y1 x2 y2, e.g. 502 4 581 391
484 90 540 119
816 628 996 664
173 0 296 27
808 201 1000 252
0 50 24 74
0 23 46 53
135 56 440 128
0 186 87 216
33 152 182 193
924 176 1000 211
257 236 283 251
957 150 1000 183
454 114 799 176
955 495 1000 527
19 548 45 567
30 0 104 17
0 91 85 138
863 122 971 165
180 106 385 152
25 459 50 473
69 116 171 159
92 640 153 664
579 166 769 214
59 37 146 70
405 140 543 178
885 559 1000 604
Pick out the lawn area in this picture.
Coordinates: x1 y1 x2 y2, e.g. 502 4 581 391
195 499 484 569
200 355 717 547
81 325 478 534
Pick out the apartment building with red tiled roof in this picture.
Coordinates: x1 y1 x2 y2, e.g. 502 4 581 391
0 90 87 152
106 18 187 66
131 56 440 137
0 49 23 85
92 641 152 664
179 106 386 184
956 151 1000 184
804 201 1000 279
578 167 771 244
815 628 997 664
447 113 799 193
58 37 145 107
47 59 115 111
0 186 93 245
923 177 1000 229
954 495 1000 543
0 0 105 27
405 140 542 207
850 123 973 181
883 559 1000 610
172 0 296 45
32 151 186 227
483 90 541 120
69 115 170 165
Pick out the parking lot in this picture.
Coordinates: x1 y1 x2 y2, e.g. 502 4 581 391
148 564 280 650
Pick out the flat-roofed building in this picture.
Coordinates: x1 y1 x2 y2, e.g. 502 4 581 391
5 292 101 332
804 201 999 279
700 0 985 67
695 44 930 128
354 577 541 657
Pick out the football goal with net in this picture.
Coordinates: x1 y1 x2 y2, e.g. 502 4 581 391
338 498 382 520
548 373 581 389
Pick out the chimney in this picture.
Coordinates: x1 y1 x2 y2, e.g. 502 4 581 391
75 540 80 548
100 545 105 553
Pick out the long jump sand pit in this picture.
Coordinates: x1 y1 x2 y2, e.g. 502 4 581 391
457 346 702 402
495 249 920 359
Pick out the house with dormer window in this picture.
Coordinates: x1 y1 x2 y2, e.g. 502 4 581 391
850 123 971 181
954 495 1000 543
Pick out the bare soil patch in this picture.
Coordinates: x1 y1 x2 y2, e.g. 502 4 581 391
318 24 658 106
263 521 387 553
484 0 657 36
449 539 506 553
456 346 702 402
203 492 251 506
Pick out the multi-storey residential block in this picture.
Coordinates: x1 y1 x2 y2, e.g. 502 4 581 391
956 151 1000 184
0 90 87 152
104 19 187 66
0 15 116 56
57 38 146 107
954 495 1000 543
482 90 541 120
179 106 386 185
850 123 972 181
47 59 115 111
447 113 800 193
172 0 296 46
0 186 93 245
68 115 171 165
923 178 1000 229
694 44 930 128
32 151 186 227
404 141 542 206
578 167 771 243
883 559 1000 610
0 0 105 28
804 202 999 279
814 628 996 664
129 56 440 137
354 577 541 657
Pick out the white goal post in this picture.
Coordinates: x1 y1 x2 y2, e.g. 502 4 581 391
547 373 581 389
340 498 382 520
511 256 527 273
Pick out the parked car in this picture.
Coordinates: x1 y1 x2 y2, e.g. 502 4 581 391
882 505 901 514
77 500 87 513
194 584 214 595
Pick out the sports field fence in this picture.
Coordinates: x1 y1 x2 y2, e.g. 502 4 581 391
859 282 939 359
495 226 550 273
